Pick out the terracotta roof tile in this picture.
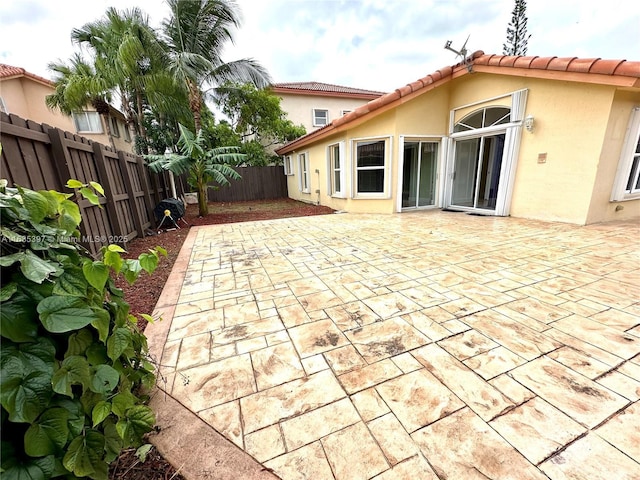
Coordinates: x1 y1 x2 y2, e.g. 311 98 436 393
277 51 640 155
270 81 385 98
0 63 53 86
529 56 555 69
547 57 579 71
567 58 600 73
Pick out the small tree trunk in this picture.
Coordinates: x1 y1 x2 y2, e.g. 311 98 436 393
197 182 208 216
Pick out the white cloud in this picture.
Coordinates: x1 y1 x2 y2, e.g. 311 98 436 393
1 0 638 94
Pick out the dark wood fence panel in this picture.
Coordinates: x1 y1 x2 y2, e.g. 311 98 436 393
0 113 170 256
207 166 287 202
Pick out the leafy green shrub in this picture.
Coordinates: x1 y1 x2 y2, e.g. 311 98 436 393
0 179 165 479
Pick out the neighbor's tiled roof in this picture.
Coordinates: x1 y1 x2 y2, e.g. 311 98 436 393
0 63 54 86
271 81 385 99
277 51 640 155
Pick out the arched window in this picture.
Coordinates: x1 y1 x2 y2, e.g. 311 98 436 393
454 107 511 133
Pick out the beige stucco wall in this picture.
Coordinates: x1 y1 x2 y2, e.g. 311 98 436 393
285 71 638 224
1 77 75 131
586 89 640 223
1 76 134 154
278 93 378 134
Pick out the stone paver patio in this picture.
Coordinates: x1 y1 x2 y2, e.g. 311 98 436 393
147 211 640 480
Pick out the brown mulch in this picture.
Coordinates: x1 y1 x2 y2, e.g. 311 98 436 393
109 198 334 480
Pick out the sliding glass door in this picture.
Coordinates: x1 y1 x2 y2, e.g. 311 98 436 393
402 141 438 209
450 133 505 210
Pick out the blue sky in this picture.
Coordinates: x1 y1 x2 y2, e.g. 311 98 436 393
1 0 639 93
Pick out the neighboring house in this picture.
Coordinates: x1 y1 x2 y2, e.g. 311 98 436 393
276 52 640 225
0 63 134 153
270 81 385 134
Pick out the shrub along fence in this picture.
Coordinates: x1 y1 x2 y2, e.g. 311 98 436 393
0 112 172 256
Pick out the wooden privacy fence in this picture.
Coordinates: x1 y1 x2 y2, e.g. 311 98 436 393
0 112 172 256
207 165 287 202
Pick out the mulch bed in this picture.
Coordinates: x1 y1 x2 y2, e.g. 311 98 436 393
109 198 334 480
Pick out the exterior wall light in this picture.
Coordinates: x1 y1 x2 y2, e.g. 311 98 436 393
524 114 535 132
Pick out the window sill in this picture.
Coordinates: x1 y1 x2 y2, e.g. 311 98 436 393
77 130 103 134
611 194 640 202
353 193 388 200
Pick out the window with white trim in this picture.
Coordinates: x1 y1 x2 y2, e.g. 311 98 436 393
72 111 103 133
611 107 640 201
123 125 132 142
0 96 7 114
283 155 293 175
313 109 329 127
341 109 352 116
355 139 388 195
327 142 346 197
297 153 310 193
110 116 120 137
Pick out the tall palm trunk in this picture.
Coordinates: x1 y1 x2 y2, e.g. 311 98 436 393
187 79 202 133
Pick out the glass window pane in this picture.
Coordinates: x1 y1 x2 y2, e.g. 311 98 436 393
484 107 511 126
334 170 341 193
626 156 640 192
357 141 385 167
358 169 384 193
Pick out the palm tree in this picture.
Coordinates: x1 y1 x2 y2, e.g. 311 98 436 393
46 54 117 149
146 124 243 216
162 0 271 133
71 7 177 152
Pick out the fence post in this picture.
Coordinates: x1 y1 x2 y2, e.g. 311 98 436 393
46 126 75 190
137 156 157 228
92 143 127 247
119 152 146 238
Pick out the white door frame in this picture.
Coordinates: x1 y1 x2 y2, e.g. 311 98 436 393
396 135 444 212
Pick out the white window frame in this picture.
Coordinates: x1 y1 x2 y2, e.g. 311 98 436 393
313 109 329 127
0 96 7 114
123 125 132 142
611 107 640 201
297 152 310 193
352 136 392 199
326 141 346 198
72 111 103 133
283 155 294 176
341 109 352 116
110 116 120 137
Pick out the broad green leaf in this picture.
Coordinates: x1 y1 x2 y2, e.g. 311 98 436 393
107 327 132 361
91 308 111 344
66 179 84 189
79 187 100 206
51 398 85 437
110 392 135 418
60 199 82 226
20 188 50 224
53 270 88 297
135 444 153 463
51 355 91 398
80 390 102 416
155 246 167 257
103 249 123 274
24 407 70 456
89 181 104 195
62 429 105 478
82 261 109 291
0 355 52 423
103 421 122 463
122 258 142 284
20 250 59 284
138 253 158 274
0 226 25 242
0 282 18 301
38 295 98 333
0 337 56 374
66 329 94 357
90 365 119 395
116 405 155 445
85 343 108 366
139 313 155 324
107 244 126 253
0 441 55 480
1 292 39 342
0 252 24 267
92 401 111 427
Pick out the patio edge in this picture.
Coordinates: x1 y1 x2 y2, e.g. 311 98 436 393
145 225 279 480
